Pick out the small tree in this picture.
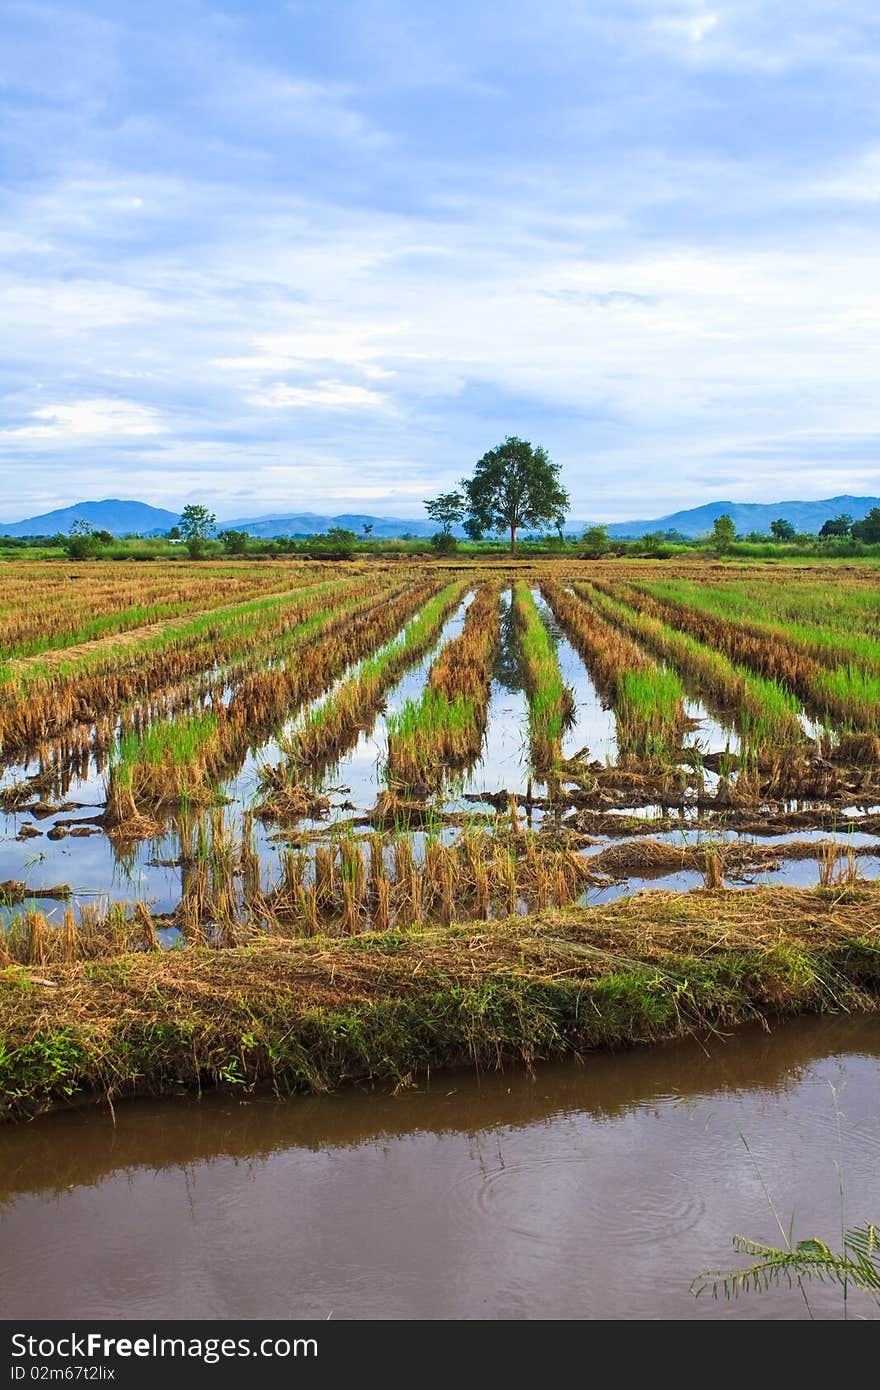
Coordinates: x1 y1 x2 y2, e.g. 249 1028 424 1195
462 516 484 542
65 520 104 560
852 508 880 544
711 514 737 552
362 523 374 539
819 514 852 538
431 531 458 554
641 531 663 554
581 524 611 558
310 527 357 559
462 437 568 555
218 528 249 555
770 518 796 542
424 490 464 537
179 504 216 559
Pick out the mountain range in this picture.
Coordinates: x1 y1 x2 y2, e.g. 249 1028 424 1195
0 499 180 538
602 496 880 539
1 494 878 540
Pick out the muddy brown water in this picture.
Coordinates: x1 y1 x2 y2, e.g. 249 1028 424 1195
1 1015 878 1321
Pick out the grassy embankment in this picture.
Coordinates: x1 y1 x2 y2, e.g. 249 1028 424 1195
2 884 879 1120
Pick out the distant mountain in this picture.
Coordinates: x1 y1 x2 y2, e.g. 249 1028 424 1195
222 512 439 539
0 500 438 539
4 493 879 542
0 499 180 538
600 495 880 539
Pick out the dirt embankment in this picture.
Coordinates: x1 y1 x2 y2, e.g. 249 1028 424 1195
2 883 879 1121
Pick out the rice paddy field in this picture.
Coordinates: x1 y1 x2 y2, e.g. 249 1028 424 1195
3 554 880 1116
5 554 880 943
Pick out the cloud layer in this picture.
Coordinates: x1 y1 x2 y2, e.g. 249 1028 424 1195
2 1 879 521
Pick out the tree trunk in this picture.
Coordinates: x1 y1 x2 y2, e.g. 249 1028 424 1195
510 523 517 556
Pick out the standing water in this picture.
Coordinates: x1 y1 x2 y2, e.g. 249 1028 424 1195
0 1015 877 1320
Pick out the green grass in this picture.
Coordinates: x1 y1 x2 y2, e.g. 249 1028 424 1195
286 581 468 765
512 583 573 774
582 582 804 757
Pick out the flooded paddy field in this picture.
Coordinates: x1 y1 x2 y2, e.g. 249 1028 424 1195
3 557 880 947
2 557 880 1319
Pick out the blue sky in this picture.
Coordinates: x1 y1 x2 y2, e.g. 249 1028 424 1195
2 1 880 523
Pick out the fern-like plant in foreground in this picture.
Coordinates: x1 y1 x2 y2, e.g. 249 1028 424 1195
692 1224 880 1312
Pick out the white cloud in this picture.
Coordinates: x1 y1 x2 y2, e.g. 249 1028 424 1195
650 8 719 47
4 1 880 521
3 399 164 440
249 381 390 411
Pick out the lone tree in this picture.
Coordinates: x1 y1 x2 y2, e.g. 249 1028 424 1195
179 504 216 559
462 437 568 555
711 514 736 553
424 490 464 536
770 518 796 542
581 524 611 558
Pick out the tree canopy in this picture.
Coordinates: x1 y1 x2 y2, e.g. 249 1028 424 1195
581 524 611 557
179 504 216 558
819 514 852 538
852 508 880 544
461 437 568 554
711 514 736 551
424 490 464 536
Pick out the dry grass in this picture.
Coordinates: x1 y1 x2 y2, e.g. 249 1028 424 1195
2 882 879 1119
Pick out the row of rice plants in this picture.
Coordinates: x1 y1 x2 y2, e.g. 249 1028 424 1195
260 579 471 801
267 821 594 935
511 583 574 776
3 816 602 959
0 561 320 660
604 579 880 750
105 578 444 829
0 574 389 754
577 582 804 765
385 581 501 791
631 575 880 677
0 579 407 805
540 581 685 764
641 570 880 638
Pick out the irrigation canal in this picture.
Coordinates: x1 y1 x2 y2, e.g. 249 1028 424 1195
0 1014 878 1320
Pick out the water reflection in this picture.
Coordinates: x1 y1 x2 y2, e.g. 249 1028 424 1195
0 1016 877 1320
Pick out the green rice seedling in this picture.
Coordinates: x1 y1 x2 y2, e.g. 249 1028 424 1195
604 577 880 748
576 581 804 766
541 580 685 766
281 580 469 771
386 582 500 791
511 583 575 777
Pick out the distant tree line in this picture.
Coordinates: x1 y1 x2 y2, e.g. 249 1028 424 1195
8 477 880 564
579 507 880 557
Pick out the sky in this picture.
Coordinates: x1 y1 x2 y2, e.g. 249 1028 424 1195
2 1 880 524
